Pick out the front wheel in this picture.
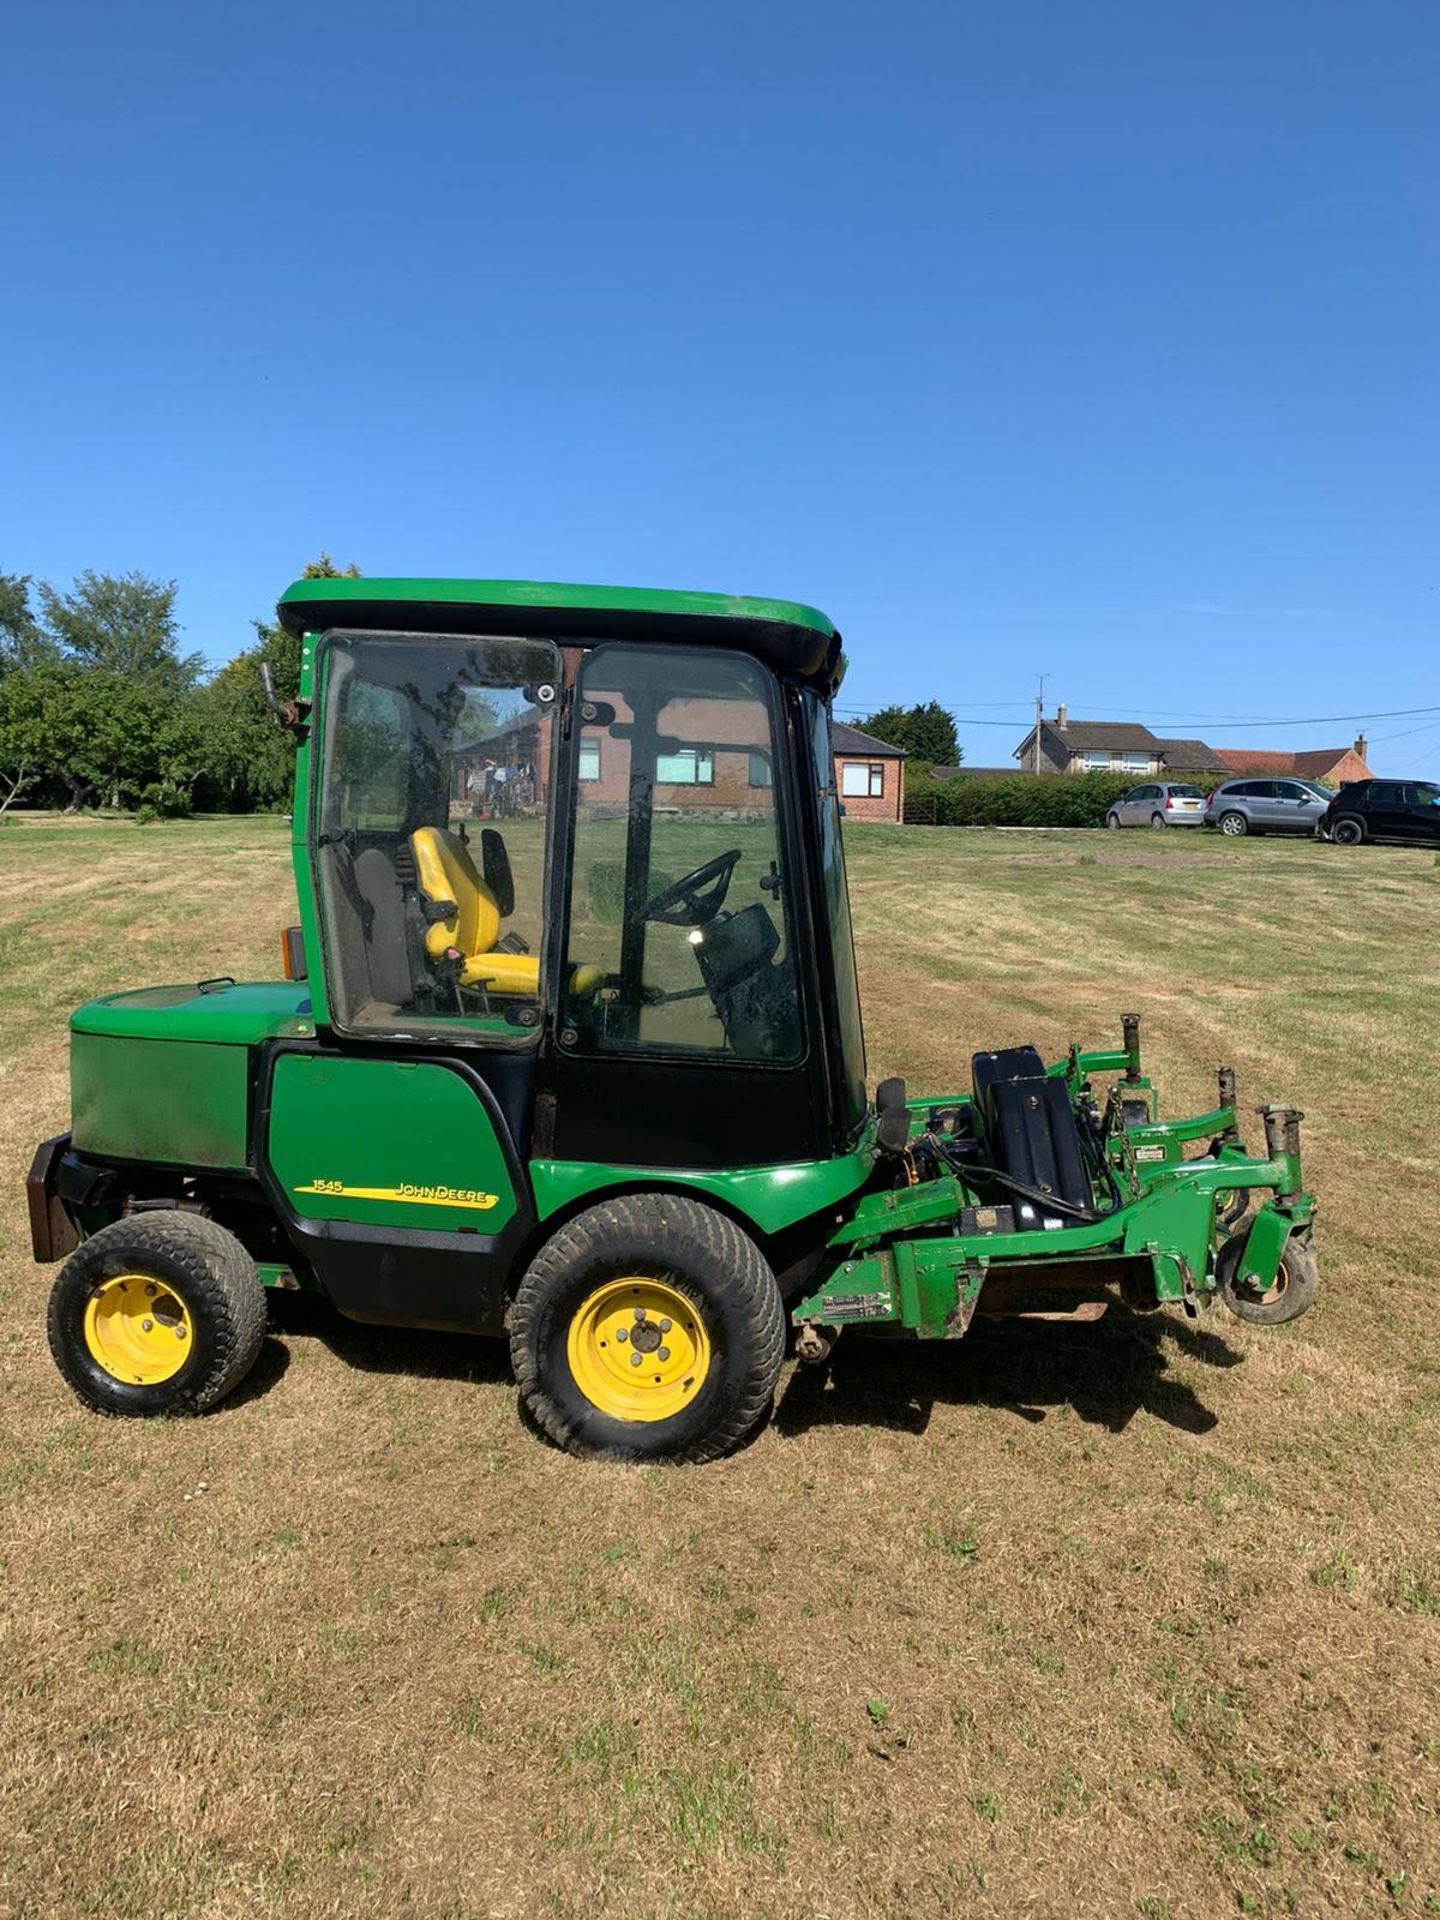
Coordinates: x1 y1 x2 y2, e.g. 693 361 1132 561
1216 1232 1318 1326
508 1194 785 1462
1219 811 1248 837
48 1212 267 1415
1331 815 1365 846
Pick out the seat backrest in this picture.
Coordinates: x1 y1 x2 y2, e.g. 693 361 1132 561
410 827 503 961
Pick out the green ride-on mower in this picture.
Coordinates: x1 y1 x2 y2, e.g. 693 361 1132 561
29 578 1319 1460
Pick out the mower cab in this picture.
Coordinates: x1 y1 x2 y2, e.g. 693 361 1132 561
31 577 1318 1460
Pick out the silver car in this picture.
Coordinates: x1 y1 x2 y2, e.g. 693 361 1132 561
1105 781 1207 829
1204 778 1331 837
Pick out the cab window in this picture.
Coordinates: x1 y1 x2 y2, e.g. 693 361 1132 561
314 630 558 1039
561 646 801 1063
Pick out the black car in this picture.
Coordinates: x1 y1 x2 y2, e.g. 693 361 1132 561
1321 778 1440 846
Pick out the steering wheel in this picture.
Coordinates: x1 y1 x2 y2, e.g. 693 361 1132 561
641 849 743 927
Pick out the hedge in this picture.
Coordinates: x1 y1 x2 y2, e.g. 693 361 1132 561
902 770 1232 830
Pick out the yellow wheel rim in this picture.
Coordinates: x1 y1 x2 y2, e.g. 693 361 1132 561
82 1272 194 1386
566 1276 711 1423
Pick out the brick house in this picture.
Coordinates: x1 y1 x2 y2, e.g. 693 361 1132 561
831 722 907 822
454 705 907 822
1212 735 1372 787
1011 706 1226 777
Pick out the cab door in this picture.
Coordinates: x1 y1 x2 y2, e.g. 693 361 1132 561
545 642 830 1170
269 627 566 1330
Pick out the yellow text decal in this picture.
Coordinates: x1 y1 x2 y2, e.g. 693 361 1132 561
294 1180 499 1211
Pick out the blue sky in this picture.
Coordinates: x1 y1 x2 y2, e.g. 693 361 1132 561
3 1 1436 772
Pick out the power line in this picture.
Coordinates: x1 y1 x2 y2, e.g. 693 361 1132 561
837 700 1440 731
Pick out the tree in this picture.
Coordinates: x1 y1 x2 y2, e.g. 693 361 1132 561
0 571 56 674
38 570 204 693
857 699 960 769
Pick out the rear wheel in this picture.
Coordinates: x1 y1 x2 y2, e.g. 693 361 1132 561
508 1194 784 1462
1219 811 1248 837
1331 815 1365 846
1216 1232 1318 1326
48 1212 267 1415
1150 812 1166 829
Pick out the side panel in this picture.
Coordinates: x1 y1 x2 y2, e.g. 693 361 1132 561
529 1140 875 1237
71 1033 251 1170
267 1054 519 1232
259 1049 532 1334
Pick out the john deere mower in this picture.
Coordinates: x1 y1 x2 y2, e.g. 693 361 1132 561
30 579 1318 1460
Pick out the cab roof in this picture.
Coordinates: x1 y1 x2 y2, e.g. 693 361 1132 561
277 576 843 693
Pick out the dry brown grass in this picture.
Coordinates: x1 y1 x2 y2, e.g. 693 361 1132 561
2 815 1439 1919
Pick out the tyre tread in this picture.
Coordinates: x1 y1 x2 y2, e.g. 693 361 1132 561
509 1193 784 1463
48 1211 267 1416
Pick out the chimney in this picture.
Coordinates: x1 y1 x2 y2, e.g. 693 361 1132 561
1353 732 1367 759
1056 702 1068 729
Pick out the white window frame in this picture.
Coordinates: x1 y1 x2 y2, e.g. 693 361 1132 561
840 760 885 798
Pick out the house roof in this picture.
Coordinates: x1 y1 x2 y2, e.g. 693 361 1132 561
1015 719 1162 760
1214 746 1360 778
1156 737 1227 771
1012 717 1227 771
832 721 907 759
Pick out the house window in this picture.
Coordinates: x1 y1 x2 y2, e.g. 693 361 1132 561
1080 753 1113 773
577 738 601 783
655 748 714 786
841 761 885 798
748 751 773 788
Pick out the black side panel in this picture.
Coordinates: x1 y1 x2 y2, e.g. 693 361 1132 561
277 1220 516 1336
549 1054 826 1171
254 1041 538 1336
971 1044 1091 1217
986 1079 1091 1215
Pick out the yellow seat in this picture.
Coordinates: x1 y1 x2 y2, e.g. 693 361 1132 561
410 828 603 999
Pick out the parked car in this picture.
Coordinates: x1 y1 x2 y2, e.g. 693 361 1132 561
1105 782 1206 829
1204 777 1332 838
1319 778 1440 846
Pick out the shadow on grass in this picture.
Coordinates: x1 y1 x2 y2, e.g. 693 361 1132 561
774 1309 1240 1440
261 1291 512 1385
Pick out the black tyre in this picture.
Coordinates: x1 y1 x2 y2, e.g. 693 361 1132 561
48 1212 267 1416
1150 812 1166 829
1215 1231 1318 1327
1106 812 1121 831
508 1193 785 1463
1219 811 1249 837
1331 815 1365 846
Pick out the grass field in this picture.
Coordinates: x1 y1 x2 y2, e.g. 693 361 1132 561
3 814 1439 1919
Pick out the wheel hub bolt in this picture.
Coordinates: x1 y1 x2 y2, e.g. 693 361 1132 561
141 1319 154 1333
145 1284 157 1297
615 1326 628 1343
630 1352 643 1368
657 1347 670 1363
658 1318 672 1334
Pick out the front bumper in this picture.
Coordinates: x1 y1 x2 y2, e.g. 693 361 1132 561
27 1134 79 1263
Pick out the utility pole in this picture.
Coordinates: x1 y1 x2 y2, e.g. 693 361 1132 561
1033 673 1048 774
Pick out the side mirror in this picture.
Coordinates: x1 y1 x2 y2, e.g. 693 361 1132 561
259 663 309 734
